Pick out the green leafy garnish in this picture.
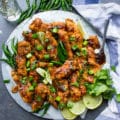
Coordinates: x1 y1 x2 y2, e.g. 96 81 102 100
57 41 68 63
85 69 115 99
116 94 120 102
40 102 50 116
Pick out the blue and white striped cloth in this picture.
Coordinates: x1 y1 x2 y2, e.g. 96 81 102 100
73 0 120 120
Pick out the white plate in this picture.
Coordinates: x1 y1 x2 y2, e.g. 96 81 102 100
1 10 110 119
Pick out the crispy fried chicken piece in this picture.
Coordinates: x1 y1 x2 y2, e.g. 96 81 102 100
35 83 50 99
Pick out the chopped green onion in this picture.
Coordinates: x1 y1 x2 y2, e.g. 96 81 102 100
37 32 45 44
26 53 32 59
36 45 43 51
69 36 75 41
71 81 79 87
67 101 73 109
26 61 30 67
29 76 33 82
26 68 31 71
3 79 10 83
32 82 37 88
72 45 78 51
49 63 54 67
32 33 38 39
81 47 87 56
36 96 41 102
88 70 94 75
21 77 27 84
29 86 34 91
31 63 37 70
45 38 49 43
79 69 84 74
58 103 66 110
44 54 50 60
50 86 56 93
51 61 62 65
55 96 61 102
75 51 80 56
83 40 88 46
52 27 58 33
47 45 53 50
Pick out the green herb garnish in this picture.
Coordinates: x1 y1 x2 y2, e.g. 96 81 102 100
55 96 61 102
72 44 78 51
51 27 58 33
44 54 50 60
116 94 120 102
32 33 38 39
69 36 75 41
50 86 56 93
57 41 68 63
3 79 10 83
36 45 43 51
67 101 73 109
71 81 79 87
29 86 34 91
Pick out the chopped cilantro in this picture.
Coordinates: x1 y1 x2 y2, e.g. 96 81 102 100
116 94 120 102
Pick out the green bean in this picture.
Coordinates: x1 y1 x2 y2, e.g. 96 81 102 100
47 0 56 10
44 0 51 10
26 7 33 18
61 0 66 10
17 10 29 24
64 0 72 11
11 37 17 55
52 0 61 10
26 0 31 8
2 44 12 58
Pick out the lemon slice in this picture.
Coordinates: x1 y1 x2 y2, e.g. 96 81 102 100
69 100 86 115
61 108 77 120
83 94 103 110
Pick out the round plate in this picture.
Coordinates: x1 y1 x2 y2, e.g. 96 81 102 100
1 10 110 120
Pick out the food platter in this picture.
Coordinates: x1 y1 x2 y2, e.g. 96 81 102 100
1 10 110 119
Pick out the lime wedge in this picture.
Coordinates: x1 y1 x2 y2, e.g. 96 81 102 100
61 108 77 120
83 94 103 110
77 21 85 37
69 100 86 115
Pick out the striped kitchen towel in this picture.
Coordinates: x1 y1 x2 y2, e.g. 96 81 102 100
73 1 120 120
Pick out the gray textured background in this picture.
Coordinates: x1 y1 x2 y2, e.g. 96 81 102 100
0 0 119 120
